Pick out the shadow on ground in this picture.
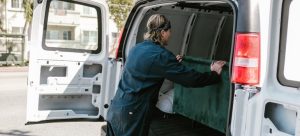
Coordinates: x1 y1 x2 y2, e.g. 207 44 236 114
25 118 104 125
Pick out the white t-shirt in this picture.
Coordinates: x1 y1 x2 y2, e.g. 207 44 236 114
156 79 174 114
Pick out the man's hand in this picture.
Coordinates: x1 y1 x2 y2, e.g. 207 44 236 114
176 55 183 63
210 61 226 75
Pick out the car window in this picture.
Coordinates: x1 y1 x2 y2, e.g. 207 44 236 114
43 0 102 53
278 0 300 87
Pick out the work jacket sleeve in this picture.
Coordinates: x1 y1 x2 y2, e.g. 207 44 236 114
157 50 221 88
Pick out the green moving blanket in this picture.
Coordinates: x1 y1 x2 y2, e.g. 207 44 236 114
173 56 230 133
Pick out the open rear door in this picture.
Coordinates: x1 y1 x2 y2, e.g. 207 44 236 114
26 0 109 122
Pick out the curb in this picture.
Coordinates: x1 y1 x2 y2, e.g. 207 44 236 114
0 66 28 72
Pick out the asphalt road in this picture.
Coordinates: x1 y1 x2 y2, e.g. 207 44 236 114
0 72 105 136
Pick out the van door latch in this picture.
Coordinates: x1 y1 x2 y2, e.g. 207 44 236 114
242 85 260 93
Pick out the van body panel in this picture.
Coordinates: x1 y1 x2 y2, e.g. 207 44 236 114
231 0 300 136
236 0 260 32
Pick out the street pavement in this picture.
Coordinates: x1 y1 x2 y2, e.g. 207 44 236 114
0 67 106 136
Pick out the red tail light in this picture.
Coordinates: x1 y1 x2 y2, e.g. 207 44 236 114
231 33 260 85
115 29 124 59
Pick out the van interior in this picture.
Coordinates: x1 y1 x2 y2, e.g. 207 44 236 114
125 1 235 135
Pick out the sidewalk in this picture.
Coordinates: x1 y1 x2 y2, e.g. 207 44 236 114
0 66 28 72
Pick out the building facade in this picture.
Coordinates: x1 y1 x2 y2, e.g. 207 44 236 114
0 0 27 65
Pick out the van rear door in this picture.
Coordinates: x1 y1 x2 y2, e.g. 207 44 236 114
26 0 111 122
230 0 300 135
265 0 300 135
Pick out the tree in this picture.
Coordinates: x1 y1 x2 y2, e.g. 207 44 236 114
21 0 33 64
0 0 33 33
0 0 32 64
0 0 6 32
22 0 33 34
107 0 133 31
0 19 3 32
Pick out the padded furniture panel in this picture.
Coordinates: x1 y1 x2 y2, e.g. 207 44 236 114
173 56 230 133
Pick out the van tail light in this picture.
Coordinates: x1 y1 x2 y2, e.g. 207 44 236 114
114 28 124 59
231 33 260 85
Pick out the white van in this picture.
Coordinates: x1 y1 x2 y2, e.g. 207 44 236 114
26 0 300 135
